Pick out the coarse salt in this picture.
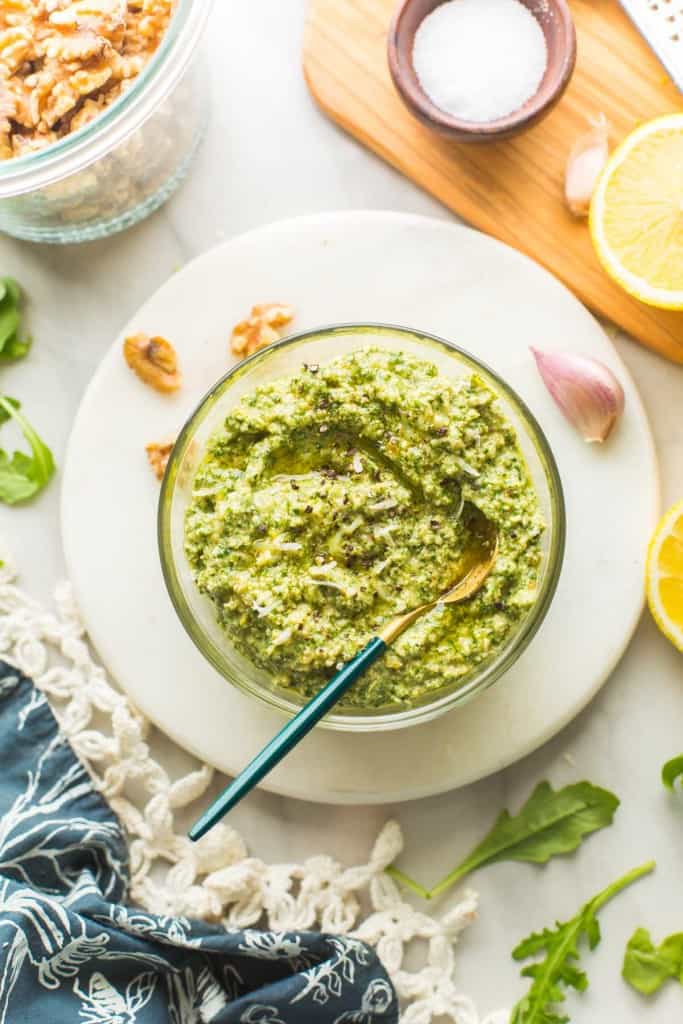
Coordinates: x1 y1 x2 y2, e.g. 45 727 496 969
412 0 548 123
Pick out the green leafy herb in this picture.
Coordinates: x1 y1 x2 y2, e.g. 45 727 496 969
0 277 30 361
387 781 620 900
662 755 683 791
623 927 683 995
511 861 655 1024
0 395 54 504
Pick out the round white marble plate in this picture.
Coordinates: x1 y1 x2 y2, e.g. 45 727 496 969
61 211 659 804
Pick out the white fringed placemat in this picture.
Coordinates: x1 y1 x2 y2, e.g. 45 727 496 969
0 550 507 1024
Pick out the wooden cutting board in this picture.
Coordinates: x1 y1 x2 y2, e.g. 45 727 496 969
303 0 683 362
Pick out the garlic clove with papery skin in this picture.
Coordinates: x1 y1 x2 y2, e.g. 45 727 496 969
564 114 609 218
531 347 625 443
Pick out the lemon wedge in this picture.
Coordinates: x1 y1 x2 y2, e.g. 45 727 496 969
590 114 683 309
647 499 683 652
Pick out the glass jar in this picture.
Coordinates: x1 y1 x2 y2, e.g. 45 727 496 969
0 0 213 244
159 324 566 733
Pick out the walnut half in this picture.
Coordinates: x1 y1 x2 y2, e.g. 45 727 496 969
230 303 295 359
123 333 181 393
145 439 174 481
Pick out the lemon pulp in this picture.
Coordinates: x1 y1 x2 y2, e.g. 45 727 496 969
591 115 683 309
647 499 683 652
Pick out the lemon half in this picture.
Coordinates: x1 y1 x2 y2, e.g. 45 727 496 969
647 499 683 652
590 114 683 310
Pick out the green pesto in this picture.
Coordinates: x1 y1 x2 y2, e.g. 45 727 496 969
184 348 544 709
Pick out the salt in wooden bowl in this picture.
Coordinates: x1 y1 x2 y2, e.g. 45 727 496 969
388 0 577 142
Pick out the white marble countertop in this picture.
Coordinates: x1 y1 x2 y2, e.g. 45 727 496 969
2 1 683 1019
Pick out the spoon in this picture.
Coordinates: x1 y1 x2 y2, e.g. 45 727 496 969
188 519 498 841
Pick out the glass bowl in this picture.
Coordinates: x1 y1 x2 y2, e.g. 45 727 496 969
159 324 565 732
0 0 213 244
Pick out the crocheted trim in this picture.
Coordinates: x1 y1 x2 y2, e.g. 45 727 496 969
0 551 507 1024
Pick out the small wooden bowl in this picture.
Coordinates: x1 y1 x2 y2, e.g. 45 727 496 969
388 0 577 142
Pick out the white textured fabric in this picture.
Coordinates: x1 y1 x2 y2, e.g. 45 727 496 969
0 552 508 1024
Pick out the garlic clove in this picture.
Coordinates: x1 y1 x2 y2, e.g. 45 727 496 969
564 113 609 218
531 347 625 443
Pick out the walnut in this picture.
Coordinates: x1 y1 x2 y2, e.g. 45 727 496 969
41 77 110 130
123 333 181 393
126 0 172 51
69 62 112 96
67 94 99 132
109 51 144 79
49 0 127 46
0 2 33 31
230 303 296 359
145 438 174 480
0 0 173 158
11 129 54 155
5 77 34 130
0 26 34 71
0 84 16 146
40 77 81 127
44 28 108 62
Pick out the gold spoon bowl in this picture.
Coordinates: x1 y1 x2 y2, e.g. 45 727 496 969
381 517 498 643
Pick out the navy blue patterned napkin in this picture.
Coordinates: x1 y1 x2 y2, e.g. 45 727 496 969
0 665 397 1023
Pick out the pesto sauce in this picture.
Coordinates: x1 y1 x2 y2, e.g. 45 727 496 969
185 348 544 709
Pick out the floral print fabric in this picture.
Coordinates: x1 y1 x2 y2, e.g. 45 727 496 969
0 665 397 1024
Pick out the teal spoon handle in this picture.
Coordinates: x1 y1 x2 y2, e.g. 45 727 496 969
188 636 387 841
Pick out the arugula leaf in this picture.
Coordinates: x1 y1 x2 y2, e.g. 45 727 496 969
623 927 683 995
0 397 20 424
387 781 620 900
511 861 655 1024
0 277 30 361
0 395 55 504
0 277 20 305
662 755 683 791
